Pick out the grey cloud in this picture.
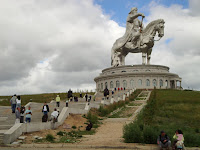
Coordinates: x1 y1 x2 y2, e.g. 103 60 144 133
0 0 124 95
189 0 200 16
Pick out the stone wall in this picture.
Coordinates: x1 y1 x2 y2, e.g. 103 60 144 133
94 65 182 91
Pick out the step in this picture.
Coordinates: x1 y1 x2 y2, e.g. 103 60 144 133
0 130 8 134
0 117 8 121
0 125 13 130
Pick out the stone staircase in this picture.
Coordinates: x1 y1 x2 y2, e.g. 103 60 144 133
0 91 132 144
0 106 16 144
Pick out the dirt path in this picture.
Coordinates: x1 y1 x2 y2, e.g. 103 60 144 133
80 118 127 145
80 91 151 146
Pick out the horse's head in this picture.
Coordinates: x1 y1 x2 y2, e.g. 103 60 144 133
155 19 165 38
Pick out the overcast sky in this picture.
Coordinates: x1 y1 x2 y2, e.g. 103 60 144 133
0 0 200 95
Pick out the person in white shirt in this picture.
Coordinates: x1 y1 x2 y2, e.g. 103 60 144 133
42 102 49 115
51 108 59 123
16 96 21 108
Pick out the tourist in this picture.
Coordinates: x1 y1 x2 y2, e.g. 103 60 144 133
172 130 184 150
74 96 78 102
85 93 88 102
10 94 17 113
56 95 60 107
20 105 25 123
70 96 73 102
89 95 92 102
112 90 114 95
42 102 49 115
106 94 109 100
114 88 116 92
50 108 59 129
157 131 171 150
15 107 20 124
66 99 69 107
16 95 21 108
86 122 93 131
25 106 32 123
118 87 120 91
51 108 59 123
80 93 82 98
68 89 73 98
121 87 123 90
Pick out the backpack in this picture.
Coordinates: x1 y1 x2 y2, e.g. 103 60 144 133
42 114 48 122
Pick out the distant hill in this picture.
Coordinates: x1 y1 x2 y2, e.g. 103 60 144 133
0 92 95 106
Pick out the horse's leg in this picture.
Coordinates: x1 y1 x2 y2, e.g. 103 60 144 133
142 52 146 65
147 48 152 65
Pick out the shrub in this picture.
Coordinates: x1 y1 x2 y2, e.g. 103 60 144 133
123 123 143 143
57 131 66 136
87 111 99 124
46 134 55 142
72 125 77 129
143 126 158 144
98 105 109 117
184 132 200 147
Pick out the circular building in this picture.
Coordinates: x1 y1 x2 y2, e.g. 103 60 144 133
94 65 182 91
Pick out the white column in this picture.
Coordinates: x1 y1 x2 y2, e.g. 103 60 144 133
127 92 129 97
123 94 126 101
110 96 114 104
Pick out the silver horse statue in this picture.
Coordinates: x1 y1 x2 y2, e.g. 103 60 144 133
111 12 165 67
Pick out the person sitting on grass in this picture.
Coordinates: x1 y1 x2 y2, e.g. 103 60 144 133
157 131 171 150
172 130 184 150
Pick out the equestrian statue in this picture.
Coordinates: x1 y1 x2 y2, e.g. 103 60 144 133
111 7 165 67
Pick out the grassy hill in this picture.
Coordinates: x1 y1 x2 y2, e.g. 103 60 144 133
123 89 200 147
0 92 94 106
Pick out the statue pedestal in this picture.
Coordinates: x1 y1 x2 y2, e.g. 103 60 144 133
94 65 182 91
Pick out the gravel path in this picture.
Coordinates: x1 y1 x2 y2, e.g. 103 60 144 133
80 118 126 145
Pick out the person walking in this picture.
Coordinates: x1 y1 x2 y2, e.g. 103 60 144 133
42 102 49 122
20 105 25 123
15 107 20 124
42 102 49 115
80 93 82 98
56 95 61 107
16 95 21 108
112 90 114 95
66 99 69 107
25 106 32 123
85 93 88 102
51 108 59 129
10 94 17 113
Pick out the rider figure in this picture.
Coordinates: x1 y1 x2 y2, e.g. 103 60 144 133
125 7 145 49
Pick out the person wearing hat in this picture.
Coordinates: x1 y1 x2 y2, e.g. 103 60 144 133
111 7 145 62
56 95 61 107
157 131 171 150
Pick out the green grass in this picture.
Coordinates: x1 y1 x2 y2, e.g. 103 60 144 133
98 89 142 117
135 97 146 100
123 89 200 147
127 102 142 106
109 107 133 118
0 92 94 106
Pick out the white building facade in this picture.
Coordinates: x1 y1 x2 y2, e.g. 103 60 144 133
94 65 182 91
